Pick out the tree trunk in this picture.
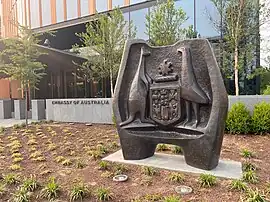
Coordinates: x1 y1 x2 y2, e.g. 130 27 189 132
109 67 114 98
234 46 239 96
24 89 28 128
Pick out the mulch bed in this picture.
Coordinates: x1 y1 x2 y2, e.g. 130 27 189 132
0 123 269 201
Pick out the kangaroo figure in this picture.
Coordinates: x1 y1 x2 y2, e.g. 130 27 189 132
120 46 153 127
178 46 210 127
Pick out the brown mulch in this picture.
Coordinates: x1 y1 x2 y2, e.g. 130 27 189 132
0 123 269 202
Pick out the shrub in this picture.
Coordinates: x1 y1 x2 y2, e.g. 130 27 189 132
22 176 39 192
171 146 183 154
198 174 217 187
156 144 169 151
243 161 257 172
69 182 90 201
114 164 128 175
40 177 60 200
0 183 6 196
163 195 182 202
230 179 247 191
252 102 270 134
263 85 270 95
245 188 268 202
95 187 113 201
98 161 109 170
226 102 251 134
2 173 20 185
11 187 31 202
143 194 163 201
141 166 157 176
243 170 258 184
75 159 86 169
168 172 185 183
241 149 254 158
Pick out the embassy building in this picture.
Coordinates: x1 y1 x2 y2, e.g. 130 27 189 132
0 0 260 100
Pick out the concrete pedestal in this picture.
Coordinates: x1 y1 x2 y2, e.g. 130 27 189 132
32 100 45 120
14 100 26 120
0 100 12 119
103 150 242 179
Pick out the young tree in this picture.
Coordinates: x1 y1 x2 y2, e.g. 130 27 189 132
75 8 136 97
146 0 194 46
0 26 47 126
210 0 266 95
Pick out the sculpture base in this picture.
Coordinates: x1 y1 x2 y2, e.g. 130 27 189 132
103 150 242 179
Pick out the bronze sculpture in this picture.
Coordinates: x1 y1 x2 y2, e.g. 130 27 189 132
113 39 228 170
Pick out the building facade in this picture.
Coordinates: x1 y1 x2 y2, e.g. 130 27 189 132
0 0 260 98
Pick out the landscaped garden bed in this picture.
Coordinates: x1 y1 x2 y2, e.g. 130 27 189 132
0 122 269 201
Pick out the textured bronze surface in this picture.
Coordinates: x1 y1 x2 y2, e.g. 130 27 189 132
113 39 228 170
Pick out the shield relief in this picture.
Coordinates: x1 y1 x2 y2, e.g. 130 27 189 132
150 85 181 125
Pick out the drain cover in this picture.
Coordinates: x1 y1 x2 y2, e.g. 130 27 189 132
175 185 193 195
113 174 128 182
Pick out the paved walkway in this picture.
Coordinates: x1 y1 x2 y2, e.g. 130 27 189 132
0 119 37 128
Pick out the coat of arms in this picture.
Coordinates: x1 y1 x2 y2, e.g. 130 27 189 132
150 59 181 125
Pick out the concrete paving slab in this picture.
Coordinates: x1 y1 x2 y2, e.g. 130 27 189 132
0 119 37 128
103 150 242 179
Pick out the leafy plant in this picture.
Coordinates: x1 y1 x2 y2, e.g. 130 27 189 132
100 171 114 178
243 161 257 172
11 187 31 202
146 0 191 46
22 175 39 192
2 173 19 185
29 151 42 159
140 176 153 186
96 144 108 154
61 159 72 166
88 150 103 160
163 195 182 202
156 144 169 151
230 179 247 191
55 156 65 163
27 139 37 146
114 164 128 175
263 85 270 95
69 182 90 201
226 102 251 134
13 157 24 163
40 177 60 200
171 146 183 154
99 161 109 170
0 183 6 196
12 153 22 158
245 188 268 202
142 166 157 176
241 149 254 158
0 127 5 133
9 164 22 171
75 159 86 169
143 193 163 201
252 102 270 134
198 174 217 187
95 187 113 201
243 171 258 183
168 172 185 183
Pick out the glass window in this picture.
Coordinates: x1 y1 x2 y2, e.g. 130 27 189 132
41 0 51 26
96 0 107 13
175 0 194 29
112 0 125 8
30 1 40 28
130 0 146 5
81 0 89 16
56 0 64 23
196 0 219 37
67 0 78 20
130 8 149 40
